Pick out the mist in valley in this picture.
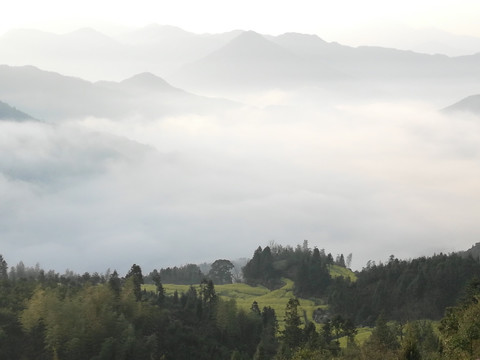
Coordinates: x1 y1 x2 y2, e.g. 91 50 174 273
1 23 480 274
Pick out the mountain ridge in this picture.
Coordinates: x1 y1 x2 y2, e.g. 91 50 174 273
443 94 480 115
0 100 36 121
0 65 238 121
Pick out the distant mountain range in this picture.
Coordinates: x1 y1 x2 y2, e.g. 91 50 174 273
0 65 236 121
169 30 480 92
171 31 345 90
1 25 480 92
0 25 241 81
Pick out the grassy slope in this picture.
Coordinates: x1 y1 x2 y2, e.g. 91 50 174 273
144 278 321 329
144 265 356 330
329 265 357 282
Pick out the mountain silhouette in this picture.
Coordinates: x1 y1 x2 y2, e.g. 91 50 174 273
444 94 480 115
0 65 236 121
171 31 344 90
119 72 181 92
0 100 36 121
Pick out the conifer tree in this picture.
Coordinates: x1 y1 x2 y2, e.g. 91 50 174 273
282 298 303 350
125 264 143 301
0 254 8 281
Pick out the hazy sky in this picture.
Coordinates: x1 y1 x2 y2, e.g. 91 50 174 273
2 0 480 42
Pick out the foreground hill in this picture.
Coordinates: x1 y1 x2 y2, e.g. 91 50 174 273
2 244 479 359
145 264 356 327
148 278 319 328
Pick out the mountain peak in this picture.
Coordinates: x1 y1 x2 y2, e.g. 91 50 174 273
230 30 270 45
120 72 177 92
121 24 194 43
278 32 328 43
443 94 480 115
207 30 296 62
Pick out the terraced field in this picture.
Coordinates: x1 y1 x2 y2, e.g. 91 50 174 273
143 266 372 344
143 265 356 329
144 278 323 327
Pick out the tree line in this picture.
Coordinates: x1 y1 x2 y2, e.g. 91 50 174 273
2 241 480 359
242 242 480 326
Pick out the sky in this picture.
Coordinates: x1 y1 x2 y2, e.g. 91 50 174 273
1 0 480 275
2 0 480 44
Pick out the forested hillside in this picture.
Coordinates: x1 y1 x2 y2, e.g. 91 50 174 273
241 242 480 326
1 243 480 359
328 253 480 325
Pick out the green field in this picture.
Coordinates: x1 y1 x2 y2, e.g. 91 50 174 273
338 327 372 347
142 267 372 346
329 264 357 282
144 278 324 328
144 265 356 331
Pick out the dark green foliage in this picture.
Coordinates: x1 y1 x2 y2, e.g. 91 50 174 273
125 264 144 301
208 259 234 285
0 255 7 281
439 277 480 359
328 253 480 325
108 270 121 297
257 306 278 359
400 321 439 360
1 259 264 360
150 263 203 285
361 313 400 360
1 246 480 360
150 269 165 304
243 242 330 295
294 247 331 298
282 298 303 350
243 246 282 289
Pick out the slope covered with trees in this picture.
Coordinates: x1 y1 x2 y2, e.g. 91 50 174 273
328 253 480 325
242 241 341 297
242 242 480 327
2 243 480 359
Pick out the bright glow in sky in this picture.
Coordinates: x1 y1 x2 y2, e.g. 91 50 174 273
2 0 480 41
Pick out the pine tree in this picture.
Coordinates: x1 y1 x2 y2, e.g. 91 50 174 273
282 298 303 350
125 264 143 301
0 254 8 281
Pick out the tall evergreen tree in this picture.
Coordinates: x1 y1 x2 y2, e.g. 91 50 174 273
282 298 303 350
125 264 144 301
0 255 8 281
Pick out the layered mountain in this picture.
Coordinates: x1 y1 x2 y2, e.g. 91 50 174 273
0 65 236 121
171 31 345 90
271 32 473 80
169 29 480 93
443 94 480 116
0 100 36 121
2 25 479 96
0 26 240 81
0 28 126 80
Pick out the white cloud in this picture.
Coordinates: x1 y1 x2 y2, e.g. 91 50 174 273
2 90 478 273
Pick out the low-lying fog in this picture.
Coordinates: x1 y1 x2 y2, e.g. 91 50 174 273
1 86 479 273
